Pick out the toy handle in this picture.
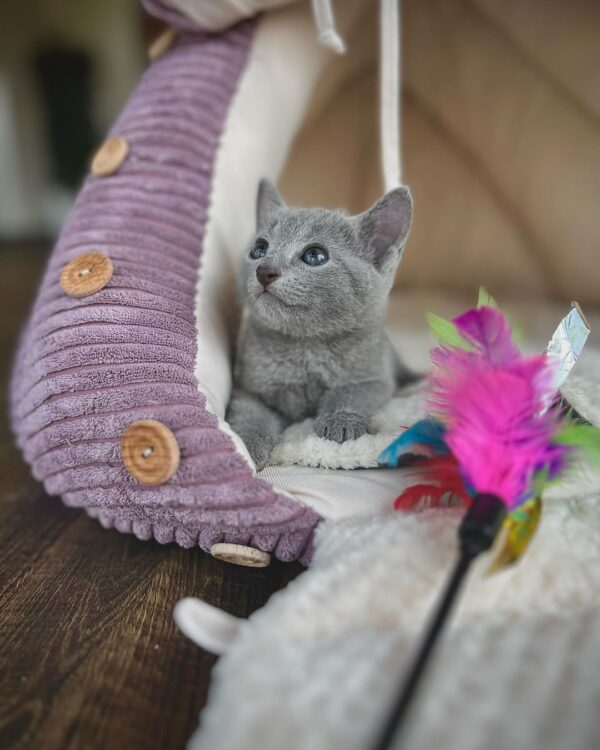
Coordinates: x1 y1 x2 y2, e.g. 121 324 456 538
373 494 506 750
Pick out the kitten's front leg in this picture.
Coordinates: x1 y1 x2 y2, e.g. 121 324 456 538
227 389 286 470
314 381 392 443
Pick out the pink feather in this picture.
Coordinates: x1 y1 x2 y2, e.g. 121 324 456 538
455 307 521 365
429 307 568 508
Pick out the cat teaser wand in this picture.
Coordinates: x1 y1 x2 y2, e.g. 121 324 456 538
375 297 598 750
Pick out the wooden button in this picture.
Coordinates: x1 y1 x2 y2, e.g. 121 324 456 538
210 543 271 568
148 27 177 60
122 420 180 485
91 135 129 176
60 252 113 298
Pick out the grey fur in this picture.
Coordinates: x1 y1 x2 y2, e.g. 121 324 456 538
227 179 415 469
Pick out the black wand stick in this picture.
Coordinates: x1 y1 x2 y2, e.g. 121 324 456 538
373 493 506 750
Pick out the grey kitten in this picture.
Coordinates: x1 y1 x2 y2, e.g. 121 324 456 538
227 179 415 469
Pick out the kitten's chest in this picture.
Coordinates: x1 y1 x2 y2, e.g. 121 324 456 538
240 337 343 419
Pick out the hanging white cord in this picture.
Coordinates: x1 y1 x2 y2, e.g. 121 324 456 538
380 0 402 189
311 0 346 53
311 0 401 190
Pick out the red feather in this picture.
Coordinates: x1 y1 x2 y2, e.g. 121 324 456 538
394 455 471 511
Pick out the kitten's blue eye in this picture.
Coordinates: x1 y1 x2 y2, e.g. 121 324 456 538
301 245 329 266
250 240 268 259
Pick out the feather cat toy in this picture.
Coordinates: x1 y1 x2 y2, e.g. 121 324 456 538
375 295 599 750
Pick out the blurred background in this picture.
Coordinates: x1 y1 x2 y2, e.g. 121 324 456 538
0 0 155 240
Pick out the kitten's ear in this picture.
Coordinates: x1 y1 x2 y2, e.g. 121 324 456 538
356 187 413 269
256 179 286 233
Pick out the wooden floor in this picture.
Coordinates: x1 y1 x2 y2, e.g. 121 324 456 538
0 245 302 750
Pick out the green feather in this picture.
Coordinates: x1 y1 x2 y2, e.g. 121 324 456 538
477 286 499 309
555 423 600 465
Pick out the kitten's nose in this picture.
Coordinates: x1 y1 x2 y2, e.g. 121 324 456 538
256 265 280 289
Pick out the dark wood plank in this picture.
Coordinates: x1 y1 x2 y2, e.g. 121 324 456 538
0 245 303 750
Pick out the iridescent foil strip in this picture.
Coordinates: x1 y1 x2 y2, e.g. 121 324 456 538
546 301 591 391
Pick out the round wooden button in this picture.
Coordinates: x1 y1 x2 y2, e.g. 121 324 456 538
91 135 129 176
60 252 113 298
148 27 177 60
210 543 271 568
122 419 180 485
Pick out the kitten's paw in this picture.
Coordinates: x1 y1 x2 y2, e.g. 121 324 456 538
244 433 275 471
314 411 370 443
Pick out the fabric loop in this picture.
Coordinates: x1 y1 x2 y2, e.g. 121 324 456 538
311 0 402 190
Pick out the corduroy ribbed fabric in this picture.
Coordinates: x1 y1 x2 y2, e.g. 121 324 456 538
10 18 320 562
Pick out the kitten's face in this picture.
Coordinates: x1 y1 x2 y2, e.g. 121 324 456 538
242 181 413 338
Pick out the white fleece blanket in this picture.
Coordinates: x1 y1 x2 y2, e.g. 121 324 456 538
188 472 600 750
181 297 600 750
